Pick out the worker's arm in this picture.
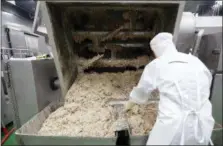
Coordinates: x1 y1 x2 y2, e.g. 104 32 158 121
195 56 213 87
125 61 158 111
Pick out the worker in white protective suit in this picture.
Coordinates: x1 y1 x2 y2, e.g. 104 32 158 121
125 32 215 145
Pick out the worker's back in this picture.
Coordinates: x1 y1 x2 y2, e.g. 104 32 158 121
155 52 212 110
153 52 214 145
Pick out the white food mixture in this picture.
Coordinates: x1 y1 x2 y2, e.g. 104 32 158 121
38 71 158 137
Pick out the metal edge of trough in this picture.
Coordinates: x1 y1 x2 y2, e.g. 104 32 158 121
15 100 222 145
15 100 148 145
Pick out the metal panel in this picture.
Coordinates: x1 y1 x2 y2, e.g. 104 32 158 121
9 29 27 49
41 2 66 97
172 1 185 43
211 74 222 125
195 16 222 35
24 34 39 55
1 11 32 33
1 82 13 125
37 35 50 54
217 47 222 71
15 100 222 145
32 59 61 110
199 32 222 70
1 10 49 56
177 12 196 53
211 74 222 145
9 59 39 128
16 135 148 145
9 58 61 128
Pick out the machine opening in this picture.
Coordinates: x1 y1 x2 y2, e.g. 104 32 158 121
47 2 178 91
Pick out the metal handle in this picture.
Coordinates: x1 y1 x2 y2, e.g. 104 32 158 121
212 49 221 55
50 77 60 90
191 29 204 56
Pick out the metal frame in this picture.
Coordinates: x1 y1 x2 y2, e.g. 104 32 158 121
217 45 222 71
41 0 185 97
195 16 222 35
32 1 48 37
1 47 34 58
15 99 223 145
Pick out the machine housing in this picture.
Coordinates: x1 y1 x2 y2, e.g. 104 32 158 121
15 1 186 145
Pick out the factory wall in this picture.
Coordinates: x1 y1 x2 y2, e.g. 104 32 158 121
1 11 33 48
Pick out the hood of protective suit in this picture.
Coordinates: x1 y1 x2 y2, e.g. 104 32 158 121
150 33 177 57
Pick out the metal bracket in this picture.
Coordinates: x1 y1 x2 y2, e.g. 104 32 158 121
191 29 204 56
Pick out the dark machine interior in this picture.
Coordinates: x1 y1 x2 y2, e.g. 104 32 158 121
47 2 179 90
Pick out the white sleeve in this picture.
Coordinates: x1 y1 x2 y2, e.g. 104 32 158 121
129 62 157 104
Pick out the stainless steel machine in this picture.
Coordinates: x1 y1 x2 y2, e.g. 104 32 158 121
8 58 61 129
1 24 51 126
14 1 222 145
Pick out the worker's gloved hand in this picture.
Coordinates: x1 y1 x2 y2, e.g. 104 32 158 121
124 101 135 112
150 88 160 101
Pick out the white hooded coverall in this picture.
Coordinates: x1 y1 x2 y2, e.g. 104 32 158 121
129 33 215 145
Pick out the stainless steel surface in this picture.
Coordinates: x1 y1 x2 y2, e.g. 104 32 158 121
9 29 27 50
191 29 204 56
217 47 222 71
195 16 222 35
177 12 196 53
211 74 222 126
38 35 50 54
176 13 222 70
15 100 222 145
2 24 49 57
32 1 48 37
1 81 14 125
15 101 147 145
1 47 33 58
9 58 61 128
211 73 222 145
198 32 222 70
1 47 33 126
195 16 222 69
